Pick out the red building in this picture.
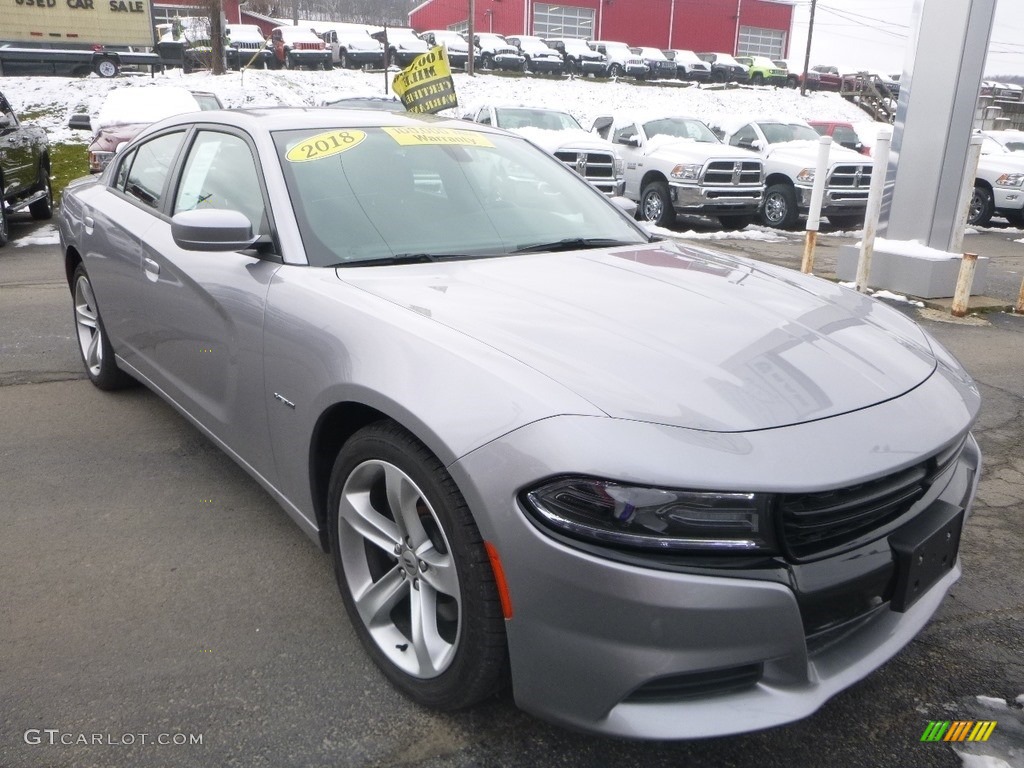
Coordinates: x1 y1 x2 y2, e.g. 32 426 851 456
408 0 794 58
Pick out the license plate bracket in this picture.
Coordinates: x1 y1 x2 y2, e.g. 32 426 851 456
889 501 964 613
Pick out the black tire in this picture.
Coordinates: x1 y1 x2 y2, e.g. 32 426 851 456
609 63 622 78
751 72 764 85
760 183 800 229
718 214 754 231
968 185 994 227
339 50 349 69
94 57 119 78
0 202 9 248
328 421 508 710
481 54 493 71
713 69 728 83
71 263 134 390
29 164 53 220
639 180 676 228
827 214 863 230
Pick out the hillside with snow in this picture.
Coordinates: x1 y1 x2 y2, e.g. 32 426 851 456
4 67 882 145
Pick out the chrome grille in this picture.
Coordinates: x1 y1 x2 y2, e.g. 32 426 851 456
701 160 763 186
554 150 618 195
828 164 872 188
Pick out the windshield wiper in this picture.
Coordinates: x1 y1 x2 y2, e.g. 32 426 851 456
333 253 470 268
511 238 639 254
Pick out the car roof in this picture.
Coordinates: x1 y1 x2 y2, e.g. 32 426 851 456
142 107 511 136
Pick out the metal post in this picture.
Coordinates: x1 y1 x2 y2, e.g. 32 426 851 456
951 253 978 317
949 135 983 255
801 135 831 274
855 127 893 292
467 0 475 77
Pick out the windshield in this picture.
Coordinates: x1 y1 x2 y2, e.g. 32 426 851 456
273 126 646 266
715 53 741 67
517 37 548 53
643 118 718 143
757 122 821 144
495 108 582 131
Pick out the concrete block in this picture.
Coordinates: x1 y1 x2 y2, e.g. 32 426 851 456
836 244 989 298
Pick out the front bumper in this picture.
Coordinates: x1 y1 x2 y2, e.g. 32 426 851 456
798 185 870 213
671 182 763 214
527 57 564 73
344 49 385 67
576 58 607 75
492 53 525 70
993 186 1024 212
619 63 649 78
450 365 980 738
288 49 331 66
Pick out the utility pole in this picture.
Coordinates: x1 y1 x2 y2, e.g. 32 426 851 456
800 0 816 97
467 0 475 76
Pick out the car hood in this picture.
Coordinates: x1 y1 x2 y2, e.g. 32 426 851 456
514 127 616 153
647 139 757 162
765 141 868 165
337 242 936 432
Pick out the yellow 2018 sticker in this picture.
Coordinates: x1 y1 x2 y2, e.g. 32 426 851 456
286 130 367 162
382 127 494 148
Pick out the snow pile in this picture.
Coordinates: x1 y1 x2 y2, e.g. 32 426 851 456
2 67 874 147
858 237 963 261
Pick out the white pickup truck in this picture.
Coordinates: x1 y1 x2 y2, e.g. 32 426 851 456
468 105 624 197
713 117 873 229
970 134 1024 227
592 113 764 229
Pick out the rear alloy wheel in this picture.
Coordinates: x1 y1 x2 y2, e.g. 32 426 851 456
72 264 134 390
639 181 676 228
967 185 994 227
29 165 53 220
329 422 508 710
760 183 800 229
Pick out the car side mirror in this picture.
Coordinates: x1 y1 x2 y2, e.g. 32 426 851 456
617 135 640 147
171 209 258 252
68 114 93 131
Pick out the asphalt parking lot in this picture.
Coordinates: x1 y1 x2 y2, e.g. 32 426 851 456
1 212 1022 768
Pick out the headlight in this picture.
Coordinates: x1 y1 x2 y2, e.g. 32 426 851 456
796 168 815 183
522 477 776 553
671 163 703 181
995 173 1024 187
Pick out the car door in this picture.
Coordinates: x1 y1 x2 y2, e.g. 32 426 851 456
83 130 189 370
0 95 32 193
139 127 281 481
611 120 645 199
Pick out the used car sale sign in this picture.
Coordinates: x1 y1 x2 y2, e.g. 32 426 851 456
392 45 458 114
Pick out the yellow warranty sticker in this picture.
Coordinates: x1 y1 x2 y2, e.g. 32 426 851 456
286 130 367 162
382 127 494 148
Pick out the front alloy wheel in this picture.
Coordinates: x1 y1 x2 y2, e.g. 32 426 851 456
967 185 994 227
639 181 676 228
760 183 799 229
329 422 507 710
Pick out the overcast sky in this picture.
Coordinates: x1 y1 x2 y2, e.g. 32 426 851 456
786 0 1023 78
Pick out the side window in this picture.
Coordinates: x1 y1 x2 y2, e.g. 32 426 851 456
173 131 267 236
123 131 186 209
476 110 491 125
113 148 136 192
613 123 639 145
731 124 758 149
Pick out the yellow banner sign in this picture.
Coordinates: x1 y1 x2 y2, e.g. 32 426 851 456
382 127 494 148
391 45 459 115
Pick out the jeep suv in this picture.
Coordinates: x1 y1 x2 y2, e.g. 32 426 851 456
544 38 606 75
590 41 647 79
696 52 749 83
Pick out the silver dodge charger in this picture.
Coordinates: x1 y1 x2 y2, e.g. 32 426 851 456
58 108 981 739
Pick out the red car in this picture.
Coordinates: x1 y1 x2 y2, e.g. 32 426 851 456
808 120 870 155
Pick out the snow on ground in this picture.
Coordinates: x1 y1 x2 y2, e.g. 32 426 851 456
953 753 1015 768
2 67 878 146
